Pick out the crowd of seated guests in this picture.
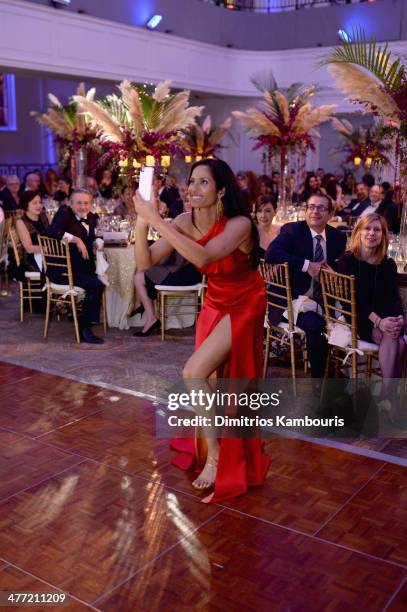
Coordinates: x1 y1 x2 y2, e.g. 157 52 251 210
0 168 202 342
1 165 406 385
265 192 406 386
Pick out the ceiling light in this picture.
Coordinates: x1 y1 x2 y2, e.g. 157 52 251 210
146 15 163 29
50 0 71 6
338 29 352 43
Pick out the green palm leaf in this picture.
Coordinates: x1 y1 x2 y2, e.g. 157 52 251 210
99 95 130 127
324 26 405 91
62 103 77 129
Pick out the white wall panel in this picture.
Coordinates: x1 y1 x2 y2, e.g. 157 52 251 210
3 0 403 110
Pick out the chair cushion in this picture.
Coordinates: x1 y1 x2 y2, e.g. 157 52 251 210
49 282 85 294
155 283 203 292
356 339 379 352
329 338 379 353
24 271 41 280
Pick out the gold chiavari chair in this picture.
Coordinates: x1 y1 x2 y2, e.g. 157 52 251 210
8 225 43 321
155 275 206 341
259 261 308 382
39 235 84 343
320 269 379 379
39 236 107 343
5 210 21 224
0 212 20 295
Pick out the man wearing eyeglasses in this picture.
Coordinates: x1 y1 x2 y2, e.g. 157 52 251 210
265 194 347 378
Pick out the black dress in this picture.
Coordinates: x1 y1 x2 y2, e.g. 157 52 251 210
337 252 404 341
14 213 49 279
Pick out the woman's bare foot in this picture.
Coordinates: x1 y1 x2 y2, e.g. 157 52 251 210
192 451 219 490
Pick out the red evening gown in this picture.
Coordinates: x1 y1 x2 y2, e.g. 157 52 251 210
170 216 270 502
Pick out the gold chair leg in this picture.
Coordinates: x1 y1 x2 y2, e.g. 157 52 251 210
19 282 24 322
71 295 81 343
44 289 51 338
28 280 33 313
161 293 165 341
262 327 271 379
352 353 357 379
290 335 296 381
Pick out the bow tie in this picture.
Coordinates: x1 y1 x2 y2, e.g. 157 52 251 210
76 215 89 225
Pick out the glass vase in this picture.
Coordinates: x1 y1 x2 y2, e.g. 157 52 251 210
275 145 290 223
71 147 87 188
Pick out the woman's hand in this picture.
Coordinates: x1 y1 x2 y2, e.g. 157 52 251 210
379 316 404 339
133 191 161 227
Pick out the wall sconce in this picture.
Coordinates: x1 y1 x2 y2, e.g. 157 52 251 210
353 156 362 167
145 155 156 167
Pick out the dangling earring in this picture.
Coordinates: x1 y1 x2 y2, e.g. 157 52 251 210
215 193 224 220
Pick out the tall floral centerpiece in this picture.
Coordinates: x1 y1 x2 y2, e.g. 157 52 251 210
233 80 336 220
331 118 392 175
73 80 203 186
180 115 232 163
31 83 98 186
325 27 407 256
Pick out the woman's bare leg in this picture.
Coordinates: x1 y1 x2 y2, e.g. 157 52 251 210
182 315 232 488
372 328 406 379
372 328 407 424
134 271 157 331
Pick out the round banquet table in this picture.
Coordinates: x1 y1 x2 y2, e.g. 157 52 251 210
104 245 196 331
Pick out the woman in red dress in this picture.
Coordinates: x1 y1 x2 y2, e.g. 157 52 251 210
134 159 270 502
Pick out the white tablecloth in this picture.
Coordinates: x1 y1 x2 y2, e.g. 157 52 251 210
105 246 197 331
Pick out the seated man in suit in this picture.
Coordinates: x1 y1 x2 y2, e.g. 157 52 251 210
154 174 183 219
337 182 371 221
0 175 20 211
265 193 347 378
48 188 104 344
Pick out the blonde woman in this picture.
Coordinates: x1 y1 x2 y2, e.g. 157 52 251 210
337 213 405 380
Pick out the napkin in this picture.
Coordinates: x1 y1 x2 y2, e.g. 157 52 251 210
95 238 109 286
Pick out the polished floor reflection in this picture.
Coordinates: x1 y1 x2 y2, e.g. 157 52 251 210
0 361 406 611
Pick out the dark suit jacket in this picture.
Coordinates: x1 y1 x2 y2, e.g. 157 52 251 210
0 187 19 211
47 206 98 279
265 221 347 322
339 197 371 219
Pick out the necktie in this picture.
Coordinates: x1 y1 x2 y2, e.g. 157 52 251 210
313 234 323 304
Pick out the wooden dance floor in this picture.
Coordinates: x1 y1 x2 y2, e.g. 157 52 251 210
0 361 406 611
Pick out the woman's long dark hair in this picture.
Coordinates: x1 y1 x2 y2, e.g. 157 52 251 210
189 158 260 268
